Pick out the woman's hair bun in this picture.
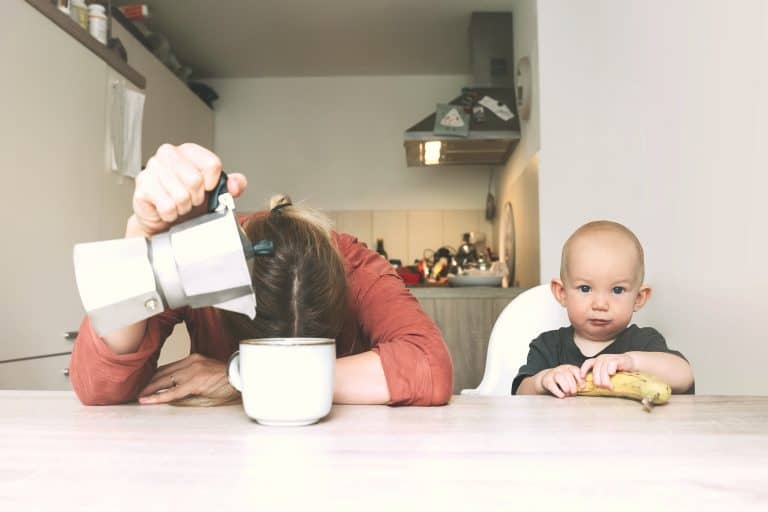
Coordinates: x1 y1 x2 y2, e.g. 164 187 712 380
269 194 293 211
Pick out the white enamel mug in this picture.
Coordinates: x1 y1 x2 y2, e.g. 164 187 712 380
227 338 335 426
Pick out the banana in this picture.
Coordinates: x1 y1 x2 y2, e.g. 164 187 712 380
577 371 672 412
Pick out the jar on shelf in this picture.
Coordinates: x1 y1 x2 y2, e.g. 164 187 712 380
88 4 108 45
56 0 70 15
70 0 88 31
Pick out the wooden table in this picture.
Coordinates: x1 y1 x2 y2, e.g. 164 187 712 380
1 392 767 511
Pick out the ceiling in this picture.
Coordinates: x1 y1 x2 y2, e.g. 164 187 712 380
112 0 517 79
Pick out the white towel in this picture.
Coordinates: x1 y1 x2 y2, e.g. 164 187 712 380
110 80 145 178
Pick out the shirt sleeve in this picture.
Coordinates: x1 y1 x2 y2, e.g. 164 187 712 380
69 309 185 405
511 333 558 395
357 272 453 406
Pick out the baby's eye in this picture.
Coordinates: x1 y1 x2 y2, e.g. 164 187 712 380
612 286 626 294
578 285 591 293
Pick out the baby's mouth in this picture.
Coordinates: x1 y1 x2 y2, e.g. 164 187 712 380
588 319 611 326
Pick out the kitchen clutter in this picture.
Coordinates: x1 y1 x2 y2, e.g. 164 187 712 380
390 232 506 288
55 0 218 106
87 3 107 44
55 1 106 44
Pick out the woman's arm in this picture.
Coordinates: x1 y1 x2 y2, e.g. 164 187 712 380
339 236 453 406
71 144 248 404
334 351 390 404
69 311 181 405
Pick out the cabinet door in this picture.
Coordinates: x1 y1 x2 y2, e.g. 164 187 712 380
415 294 517 393
0 354 72 391
1 2 106 361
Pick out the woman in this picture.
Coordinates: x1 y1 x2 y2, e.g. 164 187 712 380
70 143 453 406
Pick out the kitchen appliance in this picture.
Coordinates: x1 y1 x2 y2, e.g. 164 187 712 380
456 232 489 272
403 12 521 167
73 173 273 335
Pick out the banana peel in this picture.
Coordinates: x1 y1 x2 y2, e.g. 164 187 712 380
577 371 672 412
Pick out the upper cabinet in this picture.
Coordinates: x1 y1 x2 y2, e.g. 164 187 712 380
110 22 214 163
23 0 145 88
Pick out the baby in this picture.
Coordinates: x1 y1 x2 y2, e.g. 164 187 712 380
513 221 694 397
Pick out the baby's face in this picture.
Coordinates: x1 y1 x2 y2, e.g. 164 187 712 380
561 234 644 342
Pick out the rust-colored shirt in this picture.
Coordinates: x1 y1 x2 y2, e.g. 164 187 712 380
70 232 453 406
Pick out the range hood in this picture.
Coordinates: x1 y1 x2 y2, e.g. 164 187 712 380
404 13 521 167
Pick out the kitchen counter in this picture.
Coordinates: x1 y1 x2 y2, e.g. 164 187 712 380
410 287 526 393
409 285 523 299
2 391 766 511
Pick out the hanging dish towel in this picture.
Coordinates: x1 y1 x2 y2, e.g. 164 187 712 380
109 79 145 178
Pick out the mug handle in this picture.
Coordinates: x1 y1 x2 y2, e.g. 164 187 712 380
227 350 242 391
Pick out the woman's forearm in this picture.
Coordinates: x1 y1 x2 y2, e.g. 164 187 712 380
101 320 148 355
628 351 694 393
333 351 391 404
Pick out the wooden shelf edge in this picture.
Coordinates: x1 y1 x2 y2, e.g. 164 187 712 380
25 0 146 89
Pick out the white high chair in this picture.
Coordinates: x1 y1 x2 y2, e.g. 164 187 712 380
461 283 570 396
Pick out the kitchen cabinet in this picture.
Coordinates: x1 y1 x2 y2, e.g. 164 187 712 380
0 355 71 391
411 287 524 393
1 1 110 369
0 1 212 389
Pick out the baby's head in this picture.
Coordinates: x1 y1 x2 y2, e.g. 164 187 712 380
552 221 651 342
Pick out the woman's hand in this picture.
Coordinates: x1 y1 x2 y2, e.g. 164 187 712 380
538 364 585 398
129 143 248 238
137 353 238 405
580 353 636 389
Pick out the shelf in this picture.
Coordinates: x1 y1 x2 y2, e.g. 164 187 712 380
25 0 146 89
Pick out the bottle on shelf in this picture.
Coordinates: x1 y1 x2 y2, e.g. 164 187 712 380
70 0 88 30
375 238 388 260
88 3 108 45
57 0 71 15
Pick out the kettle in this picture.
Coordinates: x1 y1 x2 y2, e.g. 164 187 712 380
73 173 272 335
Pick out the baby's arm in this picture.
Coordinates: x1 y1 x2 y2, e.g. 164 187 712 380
580 352 693 393
626 351 693 393
518 365 585 398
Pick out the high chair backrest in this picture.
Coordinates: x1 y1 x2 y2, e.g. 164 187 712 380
461 283 570 396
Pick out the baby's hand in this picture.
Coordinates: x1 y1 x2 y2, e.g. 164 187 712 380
539 364 585 398
580 354 636 389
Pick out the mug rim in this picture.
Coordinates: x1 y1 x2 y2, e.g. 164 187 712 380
240 337 335 346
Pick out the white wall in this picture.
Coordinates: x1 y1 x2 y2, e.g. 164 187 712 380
537 0 768 393
495 0 541 287
204 75 493 212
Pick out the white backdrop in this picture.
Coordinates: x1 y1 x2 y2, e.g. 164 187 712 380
537 0 768 394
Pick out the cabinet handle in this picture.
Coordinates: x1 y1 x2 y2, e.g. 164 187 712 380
62 367 70 377
64 331 79 341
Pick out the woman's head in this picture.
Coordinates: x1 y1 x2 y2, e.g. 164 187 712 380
221 195 347 341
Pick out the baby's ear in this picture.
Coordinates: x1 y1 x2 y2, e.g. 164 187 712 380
551 279 566 307
634 284 652 311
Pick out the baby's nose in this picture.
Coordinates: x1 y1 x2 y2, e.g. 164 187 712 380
591 294 609 310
